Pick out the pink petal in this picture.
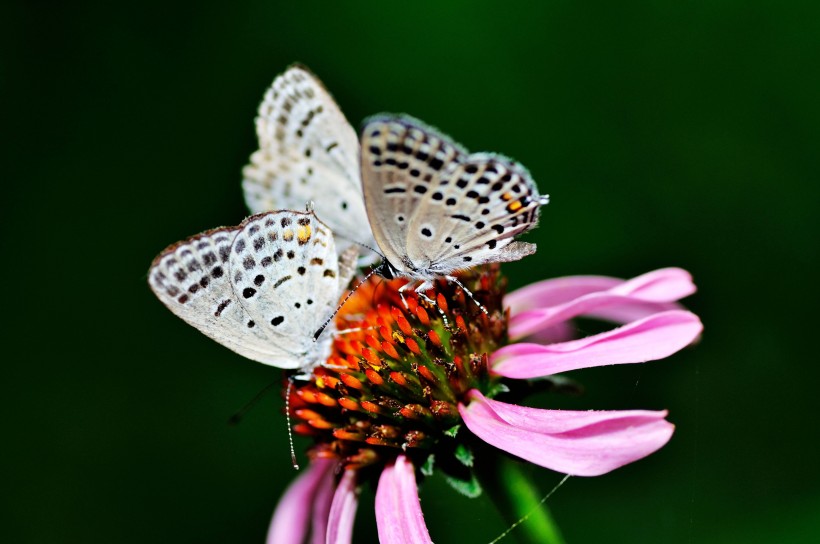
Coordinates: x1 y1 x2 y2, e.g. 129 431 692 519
325 470 359 544
518 320 578 345
459 391 674 476
375 455 433 544
508 268 697 339
268 458 337 544
506 268 695 312
493 311 702 379
580 297 687 325
506 275 626 313
311 462 339 544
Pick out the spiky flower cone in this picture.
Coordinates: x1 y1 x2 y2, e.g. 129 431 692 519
290 265 507 474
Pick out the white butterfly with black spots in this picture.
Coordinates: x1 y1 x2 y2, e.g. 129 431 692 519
240 66 547 315
360 114 549 303
148 210 356 372
242 65 377 261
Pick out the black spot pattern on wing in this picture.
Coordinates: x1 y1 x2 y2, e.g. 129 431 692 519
361 115 465 236
149 225 238 309
242 65 374 260
361 116 548 273
149 208 345 370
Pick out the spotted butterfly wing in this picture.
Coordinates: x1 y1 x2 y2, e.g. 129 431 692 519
360 115 547 278
242 65 376 257
148 210 353 369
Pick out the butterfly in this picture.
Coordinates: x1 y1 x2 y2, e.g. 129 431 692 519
242 64 377 260
240 65 548 321
359 114 549 302
148 210 356 372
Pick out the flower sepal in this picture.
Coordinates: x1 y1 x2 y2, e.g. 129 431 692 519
443 471 483 499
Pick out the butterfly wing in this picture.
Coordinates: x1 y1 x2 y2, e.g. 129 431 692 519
242 65 375 255
149 224 288 365
227 211 345 368
359 115 465 274
361 115 546 275
336 246 360 290
405 153 545 273
149 210 345 369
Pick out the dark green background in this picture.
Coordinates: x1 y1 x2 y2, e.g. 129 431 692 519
4 1 818 542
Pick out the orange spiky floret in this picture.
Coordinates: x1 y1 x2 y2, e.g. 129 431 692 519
287 265 509 470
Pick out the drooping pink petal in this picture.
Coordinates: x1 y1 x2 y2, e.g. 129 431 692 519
506 268 695 313
577 297 686 325
507 268 697 339
506 275 627 313
375 455 433 544
518 320 578 345
268 458 337 544
311 460 339 544
325 469 359 544
493 310 702 379
459 391 674 476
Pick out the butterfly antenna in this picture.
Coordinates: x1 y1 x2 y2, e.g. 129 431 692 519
332 231 384 260
351 240 383 258
227 381 279 426
285 377 300 470
351 240 384 259
313 267 378 341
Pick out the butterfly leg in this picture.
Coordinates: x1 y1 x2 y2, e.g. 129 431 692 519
413 281 450 327
397 280 419 309
333 325 378 335
446 275 489 316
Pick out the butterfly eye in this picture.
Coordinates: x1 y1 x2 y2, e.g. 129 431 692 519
376 262 395 280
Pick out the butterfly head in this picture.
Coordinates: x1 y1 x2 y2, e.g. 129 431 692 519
374 259 400 280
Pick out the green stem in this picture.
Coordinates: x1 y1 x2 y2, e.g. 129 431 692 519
477 453 566 544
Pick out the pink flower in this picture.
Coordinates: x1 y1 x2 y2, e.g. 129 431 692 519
268 454 431 544
375 455 434 544
267 458 336 544
460 268 700 476
270 267 702 541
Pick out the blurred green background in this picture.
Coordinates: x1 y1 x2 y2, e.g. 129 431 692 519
4 1 819 542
